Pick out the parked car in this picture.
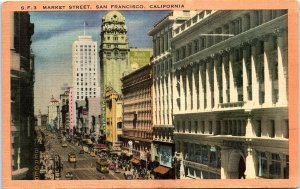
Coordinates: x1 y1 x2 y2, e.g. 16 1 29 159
109 163 116 170
114 168 121 173
79 149 84 154
124 171 133 180
62 143 68 148
65 172 73 180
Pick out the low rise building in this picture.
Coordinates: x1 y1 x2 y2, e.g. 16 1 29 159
105 87 123 149
121 64 153 166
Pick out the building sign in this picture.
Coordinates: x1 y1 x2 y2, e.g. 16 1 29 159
159 145 172 168
129 50 151 68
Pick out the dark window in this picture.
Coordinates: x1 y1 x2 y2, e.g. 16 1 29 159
256 120 262 137
270 120 275 138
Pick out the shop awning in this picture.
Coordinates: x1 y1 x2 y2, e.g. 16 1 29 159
153 165 170 175
130 158 140 164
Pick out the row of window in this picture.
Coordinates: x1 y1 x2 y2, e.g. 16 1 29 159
183 143 221 168
257 151 289 179
175 118 289 139
104 36 126 41
76 95 97 100
174 10 286 62
185 167 221 179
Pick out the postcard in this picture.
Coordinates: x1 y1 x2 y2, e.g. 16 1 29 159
2 0 298 188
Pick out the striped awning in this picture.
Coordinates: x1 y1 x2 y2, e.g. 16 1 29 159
153 165 170 175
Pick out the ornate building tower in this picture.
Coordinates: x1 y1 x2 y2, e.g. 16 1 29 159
100 11 130 137
100 11 130 94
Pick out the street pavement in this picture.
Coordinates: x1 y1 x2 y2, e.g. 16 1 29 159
45 131 125 180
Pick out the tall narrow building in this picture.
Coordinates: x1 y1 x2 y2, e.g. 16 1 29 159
99 11 130 137
72 35 100 101
100 11 130 94
72 35 100 130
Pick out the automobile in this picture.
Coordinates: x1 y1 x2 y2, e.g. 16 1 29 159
114 168 121 173
90 152 96 157
79 149 84 154
108 163 116 170
124 171 133 180
65 172 73 180
57 136 62 139
62 143 68 147
68 153 76 163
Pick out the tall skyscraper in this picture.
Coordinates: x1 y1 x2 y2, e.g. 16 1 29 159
100 11 130 94
99 11 130 137
72 36 100 101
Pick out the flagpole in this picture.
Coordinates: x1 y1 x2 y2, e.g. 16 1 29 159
84 21 85 36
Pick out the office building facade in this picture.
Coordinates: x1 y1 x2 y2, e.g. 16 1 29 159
171 10 288 179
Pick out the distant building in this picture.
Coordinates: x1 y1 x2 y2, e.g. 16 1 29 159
10 12 35 179
76 100 89 134
36 110 42 127
59 90 69 131
88 97 102 138
68 87 75 135
121 63 153 167
41 114 48 127
48 95 59 129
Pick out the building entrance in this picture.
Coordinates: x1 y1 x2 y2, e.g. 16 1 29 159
227 149 245 179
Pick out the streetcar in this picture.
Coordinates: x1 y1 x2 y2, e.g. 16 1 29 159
96 158 109 174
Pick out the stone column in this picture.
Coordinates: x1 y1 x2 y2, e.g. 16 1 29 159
158 78 162 125
156 80 160 126
192 63 197 112
229 48 238 102
199 62 205 111
186 65 192 112
222 51 229 103
180 69 185 113
172 70 177 114
168 69 172 124
180 141 185 179
213 55 220 108
276 29 288 106
245 115 254 138
242 43 251 102
245 147 256 178
263 35 274 106
251 39 260 106
206 60 212 110
221 148 228 179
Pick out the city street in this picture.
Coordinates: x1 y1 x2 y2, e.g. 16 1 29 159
45 131 125 180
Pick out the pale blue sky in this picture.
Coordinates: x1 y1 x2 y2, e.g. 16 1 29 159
31 11 168 114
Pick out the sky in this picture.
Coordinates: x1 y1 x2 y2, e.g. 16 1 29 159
30 11 169 115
